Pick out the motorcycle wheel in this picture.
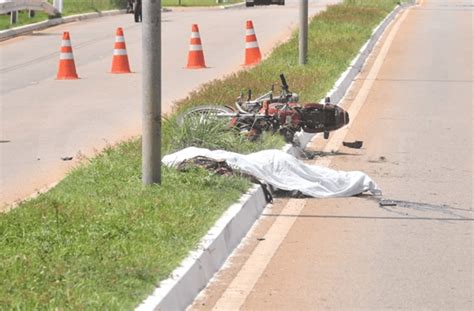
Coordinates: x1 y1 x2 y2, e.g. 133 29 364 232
177 105 234 127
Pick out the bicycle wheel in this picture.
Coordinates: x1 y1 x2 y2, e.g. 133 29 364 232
176 105 235 126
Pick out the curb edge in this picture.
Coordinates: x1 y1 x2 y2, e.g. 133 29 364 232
136 185 267 311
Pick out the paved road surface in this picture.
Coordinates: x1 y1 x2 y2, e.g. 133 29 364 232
191 0 473 309
0 0 340 208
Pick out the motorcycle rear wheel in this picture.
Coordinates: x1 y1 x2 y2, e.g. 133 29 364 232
176 105 234 126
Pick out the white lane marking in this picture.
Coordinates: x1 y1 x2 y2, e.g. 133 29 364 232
211 6 412 311
212 199 306 311
317 8 410 167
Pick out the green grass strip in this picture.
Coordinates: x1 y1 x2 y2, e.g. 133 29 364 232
0 11 50 30
1 0 400 308
162 0 242 7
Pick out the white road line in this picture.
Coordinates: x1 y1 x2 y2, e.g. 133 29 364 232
317 8 410 167
212 199 306 311
211 6 412 310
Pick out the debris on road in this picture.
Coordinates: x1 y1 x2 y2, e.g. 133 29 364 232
343 140 363 149
379 200 397 207
60 156 73 161
368 155 387 163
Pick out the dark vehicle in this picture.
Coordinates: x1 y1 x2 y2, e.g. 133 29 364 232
126 0 134 13
178 74 349 142
246 0 285 7
133 0 142 23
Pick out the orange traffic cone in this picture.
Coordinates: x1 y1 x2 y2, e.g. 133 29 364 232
56 32 79 80
243 20 261 66
186 24 206 69
111 27 131 74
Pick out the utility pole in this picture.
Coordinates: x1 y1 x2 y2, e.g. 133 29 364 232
53 0 63 14
142 0 162 185
299 0 308 65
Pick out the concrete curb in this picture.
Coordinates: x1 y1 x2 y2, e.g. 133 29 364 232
136 3 412 311
0 8 172 42
220 2 246 9
136 185 267 311
0 9 124 41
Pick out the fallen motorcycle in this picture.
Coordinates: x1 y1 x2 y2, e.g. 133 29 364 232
177 74 349 142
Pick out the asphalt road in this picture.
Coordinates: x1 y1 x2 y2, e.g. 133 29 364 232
191 0 473 309
0 0 340 208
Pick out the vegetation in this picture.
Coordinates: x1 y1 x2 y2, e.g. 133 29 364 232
0 139 253 309
0 11 50 30
0 0 400 309
163 0 242 6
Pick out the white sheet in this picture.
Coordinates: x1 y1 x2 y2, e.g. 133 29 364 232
162 147 381 198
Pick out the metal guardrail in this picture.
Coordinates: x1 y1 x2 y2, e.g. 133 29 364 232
0 0 59 15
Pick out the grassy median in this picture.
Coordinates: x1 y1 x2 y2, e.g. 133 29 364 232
1 0 400 309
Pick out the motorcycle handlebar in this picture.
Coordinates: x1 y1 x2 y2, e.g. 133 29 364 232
280 74 289 91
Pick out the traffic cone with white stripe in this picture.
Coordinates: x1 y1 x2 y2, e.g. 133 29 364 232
111 27 131 73
243 20 261 66
56 32 79 80
186 24 206 69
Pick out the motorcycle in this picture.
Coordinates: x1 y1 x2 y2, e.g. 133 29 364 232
177 74 349 142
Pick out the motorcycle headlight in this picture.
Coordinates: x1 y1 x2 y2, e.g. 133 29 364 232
290 93 299 102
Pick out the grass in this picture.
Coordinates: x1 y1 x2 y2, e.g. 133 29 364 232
0 11 50 30
0 0 242 31
163 0 242 6
0 139 253 309
60 0 129 15
0 1 126 30
164 117 285 153
1 0 401 309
